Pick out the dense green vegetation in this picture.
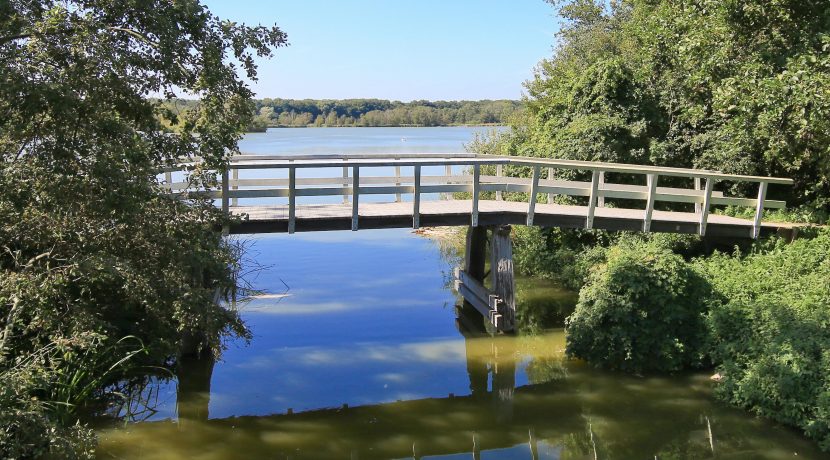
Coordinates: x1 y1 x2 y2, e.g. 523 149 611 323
565 239 711 373
471 0 830 451
492 0 830 209
560 232 830 449
162 98 521 131
1 0 284 457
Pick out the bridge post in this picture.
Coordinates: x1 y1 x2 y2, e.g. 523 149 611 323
464 226 487 283
490 225 515 331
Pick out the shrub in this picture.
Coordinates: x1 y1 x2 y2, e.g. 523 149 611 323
565 241 711 373
697 230 830 450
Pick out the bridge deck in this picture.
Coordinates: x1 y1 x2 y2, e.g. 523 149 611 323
230 199 789 237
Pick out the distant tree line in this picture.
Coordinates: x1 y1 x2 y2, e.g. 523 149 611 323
249 98 521 130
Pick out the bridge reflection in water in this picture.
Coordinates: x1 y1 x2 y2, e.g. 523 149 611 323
96 301 823 460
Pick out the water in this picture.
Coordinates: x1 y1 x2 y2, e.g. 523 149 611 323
98 128 826 459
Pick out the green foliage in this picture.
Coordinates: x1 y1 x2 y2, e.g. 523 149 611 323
696 230 830 450
516 0 830 209
0 368 94 460
253 98 522 127
1 0 284 456
565 240 712 373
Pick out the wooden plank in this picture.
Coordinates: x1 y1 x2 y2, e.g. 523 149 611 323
527 165 540 226
490 225 515 332
352 166 359 231
753 182 768 239
288 167 296 234
413 165 421 228
586 171 600 229
472 164 480 227
699 178 714 236
643 174 658 233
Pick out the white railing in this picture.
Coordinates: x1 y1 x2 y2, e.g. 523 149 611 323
163 153 793 238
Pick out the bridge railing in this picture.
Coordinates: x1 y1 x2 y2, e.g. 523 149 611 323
162 153 792 238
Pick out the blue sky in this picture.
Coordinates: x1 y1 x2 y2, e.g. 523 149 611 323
201 0 559 101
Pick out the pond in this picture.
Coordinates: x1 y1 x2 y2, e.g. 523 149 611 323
96 128 826 459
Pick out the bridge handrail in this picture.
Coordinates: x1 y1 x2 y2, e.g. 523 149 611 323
163 153 794 239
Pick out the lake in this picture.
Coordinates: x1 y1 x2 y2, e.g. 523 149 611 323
97 127 825 459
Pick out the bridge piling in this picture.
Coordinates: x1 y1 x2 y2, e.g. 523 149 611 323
490 226 516 332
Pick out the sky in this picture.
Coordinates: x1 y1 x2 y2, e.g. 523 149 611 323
201 0 559 101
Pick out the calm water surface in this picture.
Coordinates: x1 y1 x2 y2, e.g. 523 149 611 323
98 129 825 459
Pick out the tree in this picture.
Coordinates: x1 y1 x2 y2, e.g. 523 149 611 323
516 0 830 208
0 1 286 456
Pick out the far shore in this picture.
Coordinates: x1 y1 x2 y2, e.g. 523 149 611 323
247 123 506 133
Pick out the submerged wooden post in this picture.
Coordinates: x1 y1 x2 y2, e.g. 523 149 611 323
490 225 515 331
464 226 487 283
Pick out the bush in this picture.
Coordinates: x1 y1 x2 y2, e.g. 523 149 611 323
697 230 830 450
565 241 711 373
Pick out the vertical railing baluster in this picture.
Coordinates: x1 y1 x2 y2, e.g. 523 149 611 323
597 171 606 207
444 163 452 200
221 169 229 214
753 182 768 239
699 178 713 236
527 165 540 226
586 170 600 229
547 167 555 204
694 177 702 214
472 164 480 227
643 174 658 232
342 161 349 204
351 166 359 231
288 166 296 234
394 160 402 203
413 165 421 229
496 164 503 201
231 167 239 207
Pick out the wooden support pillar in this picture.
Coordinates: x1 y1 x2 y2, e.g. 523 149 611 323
490 225 515 332
464 226 487 283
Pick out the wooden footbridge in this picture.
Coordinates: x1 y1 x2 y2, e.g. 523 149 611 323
164 153 794 332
